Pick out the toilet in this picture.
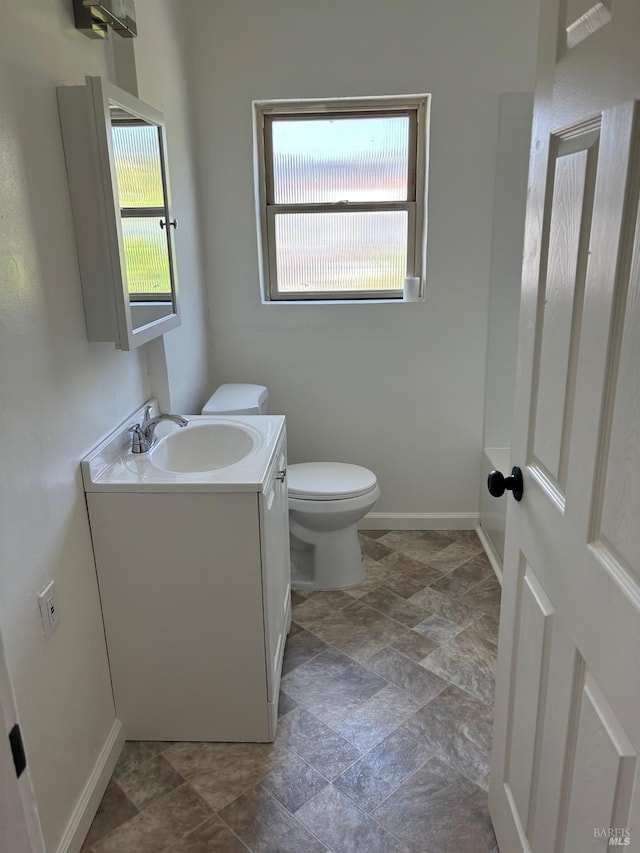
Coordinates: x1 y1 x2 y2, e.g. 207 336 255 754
202 384 380 590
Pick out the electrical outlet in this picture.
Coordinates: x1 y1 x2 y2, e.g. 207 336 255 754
38 581 59 640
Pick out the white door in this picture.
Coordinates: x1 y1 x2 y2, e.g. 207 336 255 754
0 635 45 853
489 1 640 851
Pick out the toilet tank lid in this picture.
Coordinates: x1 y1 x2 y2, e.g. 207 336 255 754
202 384 268 414
287 462 378 499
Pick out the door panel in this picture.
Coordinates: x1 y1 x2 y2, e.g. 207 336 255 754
560 672 636 853
532 134 596 487
599 190 640 575
504 560 554 837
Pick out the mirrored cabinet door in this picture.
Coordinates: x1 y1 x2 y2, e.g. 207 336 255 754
58 76 181 350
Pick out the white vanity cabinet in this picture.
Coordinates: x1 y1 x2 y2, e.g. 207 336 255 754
85 425 291 742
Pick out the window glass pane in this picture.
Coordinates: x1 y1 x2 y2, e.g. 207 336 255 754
112 124 164 208
271 116 409 204
275 211 407 293
121 217 171 296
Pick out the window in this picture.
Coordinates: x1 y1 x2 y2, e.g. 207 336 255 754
254 95 429 302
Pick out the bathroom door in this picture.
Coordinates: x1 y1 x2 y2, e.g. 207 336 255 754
489 1 640 850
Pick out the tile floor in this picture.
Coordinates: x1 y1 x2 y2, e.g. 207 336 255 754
81 529 501 853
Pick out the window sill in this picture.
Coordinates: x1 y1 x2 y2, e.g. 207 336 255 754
261 297 424 306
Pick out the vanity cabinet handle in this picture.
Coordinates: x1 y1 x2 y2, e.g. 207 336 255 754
276 468 287 482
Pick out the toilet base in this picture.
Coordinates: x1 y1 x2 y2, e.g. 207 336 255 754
290 522 366 590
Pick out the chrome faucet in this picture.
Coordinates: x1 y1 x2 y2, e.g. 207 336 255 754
129 405 189 453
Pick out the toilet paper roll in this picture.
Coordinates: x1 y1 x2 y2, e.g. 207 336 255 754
403 277 422 302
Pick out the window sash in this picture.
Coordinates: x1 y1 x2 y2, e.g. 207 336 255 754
264 110 418 206
266 203 415 301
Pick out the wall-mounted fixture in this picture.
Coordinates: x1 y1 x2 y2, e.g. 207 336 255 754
58 77 181 350
73 0 137 39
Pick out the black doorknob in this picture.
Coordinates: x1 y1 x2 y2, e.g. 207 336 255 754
487 466 524 501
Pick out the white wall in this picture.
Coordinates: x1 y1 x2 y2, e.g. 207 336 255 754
483 92 533 452
0 2 208 849
134 0 210 415
183 0 540 519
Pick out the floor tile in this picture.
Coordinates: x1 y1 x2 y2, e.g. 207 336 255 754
408 587 481 628
378 531 454 564
163 742 290 812
290 601 407 664
359 536 395 561
461 613 500 647
381 573 429 598
290 597 341 631
281 629 327 675
366 647 448 704
112 741 173 781
277 691 297 718
276 707 362 779
403 685 493 786
412 613 464 644
379 550 445 585
280 647 388 724
290 590 306 607
373 757 497 853
329 684 422 752
300 590 354 609
459 576 502 619
429 557 492 598
344 558 397 599
359 529 391 540
81 781 138 850
420 632 496 705
90 783 213 853
161 816 248 852
447 529 483 547
390 630 438 662
261 752 328 812
423 540 484 572
333 728 433 811
117 754 186 810
296 784 410 853
360 587 431 627
452 618 500 657
219 785 328 852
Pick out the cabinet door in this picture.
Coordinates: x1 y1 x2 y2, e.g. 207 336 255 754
57 76 181 350
260 435 291 702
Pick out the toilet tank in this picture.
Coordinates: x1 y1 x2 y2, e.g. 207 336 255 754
202 384 269 415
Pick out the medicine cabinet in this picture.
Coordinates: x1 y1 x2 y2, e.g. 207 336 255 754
58 76 180 350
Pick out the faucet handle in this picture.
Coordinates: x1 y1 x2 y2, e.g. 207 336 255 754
128 423 146 453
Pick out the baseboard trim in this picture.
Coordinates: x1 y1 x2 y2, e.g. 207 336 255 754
476 524 503 585
56 719 124 853
360 512 480 531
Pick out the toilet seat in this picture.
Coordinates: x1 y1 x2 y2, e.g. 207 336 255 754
287 462 378 501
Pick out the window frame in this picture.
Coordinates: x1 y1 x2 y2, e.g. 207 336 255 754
253 95 429 303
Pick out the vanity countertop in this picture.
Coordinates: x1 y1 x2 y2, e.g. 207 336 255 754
82 401 285 493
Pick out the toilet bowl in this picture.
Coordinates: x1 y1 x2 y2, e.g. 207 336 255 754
202 385 380 590
288 462 380 589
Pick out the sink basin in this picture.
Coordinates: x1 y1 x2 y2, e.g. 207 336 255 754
149 422 261 473
82 406 285 492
